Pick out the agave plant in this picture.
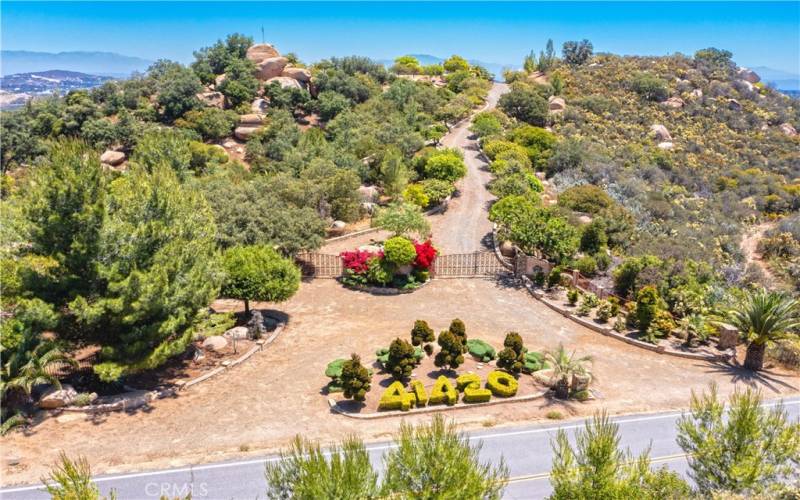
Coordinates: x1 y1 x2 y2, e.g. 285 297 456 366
721 289 800 371
544 344 593 399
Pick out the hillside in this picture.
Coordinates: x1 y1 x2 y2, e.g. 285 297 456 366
0 50 153 77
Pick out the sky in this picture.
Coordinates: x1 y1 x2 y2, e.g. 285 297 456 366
2 1 799 74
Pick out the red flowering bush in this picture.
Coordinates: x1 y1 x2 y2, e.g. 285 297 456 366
413 240 438 270
341 250 379 274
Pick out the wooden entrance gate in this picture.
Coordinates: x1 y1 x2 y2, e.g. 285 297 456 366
430 251 510 278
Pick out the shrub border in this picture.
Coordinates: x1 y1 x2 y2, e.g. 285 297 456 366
329 389 548 419
520 277 734 362
339 277 433 295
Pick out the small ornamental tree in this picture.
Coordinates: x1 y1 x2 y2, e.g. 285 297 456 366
497 332 526 374
423 151 467 183
221 245 301 314
411 320 436 356
386 338 419 381
434 330 465 371
341 354 371 402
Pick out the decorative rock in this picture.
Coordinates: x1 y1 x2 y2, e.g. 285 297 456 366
532 368 555 387
577 214 593 224
246 44 280 63
100 150 125 166
548 96 566 112
779 123 797 137
728 98 742 111
196 91 225 109
202 335 228 351
281 67 312 83
657 141 674 150
39 384 78 409
737 67 760 84
662 97 685 109
251 98 268 114
239 114 264 125
256 57 289 81
215 74 226 87
329 220 346 236
265 76 302 90
357 185 380 202
650 124 672 142
224 326 249 340
222 138 238 149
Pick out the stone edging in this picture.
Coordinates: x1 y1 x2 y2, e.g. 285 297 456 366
60 321 286 414
329 390 548 419
520 277 733 362
339 278 432 295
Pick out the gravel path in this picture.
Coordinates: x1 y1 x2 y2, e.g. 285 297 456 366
429 82 509 253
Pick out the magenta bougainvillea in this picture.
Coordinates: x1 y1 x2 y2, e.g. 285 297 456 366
413 240 437 270
341 249 381 273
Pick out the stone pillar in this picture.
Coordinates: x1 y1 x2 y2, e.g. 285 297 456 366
717 323 739 350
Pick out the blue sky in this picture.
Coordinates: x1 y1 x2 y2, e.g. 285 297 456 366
2 1 799 73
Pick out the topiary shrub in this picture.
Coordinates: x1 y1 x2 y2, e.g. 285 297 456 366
428 375 458 405
378 381 415 411
496 332 526 374
547 267 562 289
385 338 419 381
456 373 492 403
486 370 519 397
341 354 372 402
410 380 428 407
410 320 435 355
448 318 467 343
325 358 347 393
434 330 466 370
635 285 661 332
466 339 496 362
523 351 549 373
383 236 417 266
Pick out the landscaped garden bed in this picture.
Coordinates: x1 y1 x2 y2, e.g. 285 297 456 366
324 319 592 415
339 238 437 293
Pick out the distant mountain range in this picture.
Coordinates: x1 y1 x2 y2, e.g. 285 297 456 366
1 50 153 78
750 66 800 91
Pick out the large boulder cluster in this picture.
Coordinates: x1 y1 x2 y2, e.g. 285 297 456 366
245 43 311 87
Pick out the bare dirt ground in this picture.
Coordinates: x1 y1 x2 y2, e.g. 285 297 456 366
4 278 797 485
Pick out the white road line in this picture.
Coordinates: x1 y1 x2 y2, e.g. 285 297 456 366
3 399 798 494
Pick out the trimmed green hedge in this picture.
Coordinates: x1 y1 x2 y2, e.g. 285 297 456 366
466 339 497 362
410 380 428 407
429 375 458 406
378 381 415 411
486 370 519 397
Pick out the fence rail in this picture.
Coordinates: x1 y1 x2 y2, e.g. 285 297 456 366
295 251 343 278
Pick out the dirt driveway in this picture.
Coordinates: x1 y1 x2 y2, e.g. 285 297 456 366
4 278 797 485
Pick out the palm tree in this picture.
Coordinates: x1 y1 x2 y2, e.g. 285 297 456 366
722 289 800 371
544 344 593 399
1 337 76 403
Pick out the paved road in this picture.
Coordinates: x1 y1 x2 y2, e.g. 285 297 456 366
4 397 798 500
427 82 508 254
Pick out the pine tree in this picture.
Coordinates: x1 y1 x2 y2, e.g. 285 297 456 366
72 164 221 381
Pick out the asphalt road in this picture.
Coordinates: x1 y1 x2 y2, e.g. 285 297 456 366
4 396 798 500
